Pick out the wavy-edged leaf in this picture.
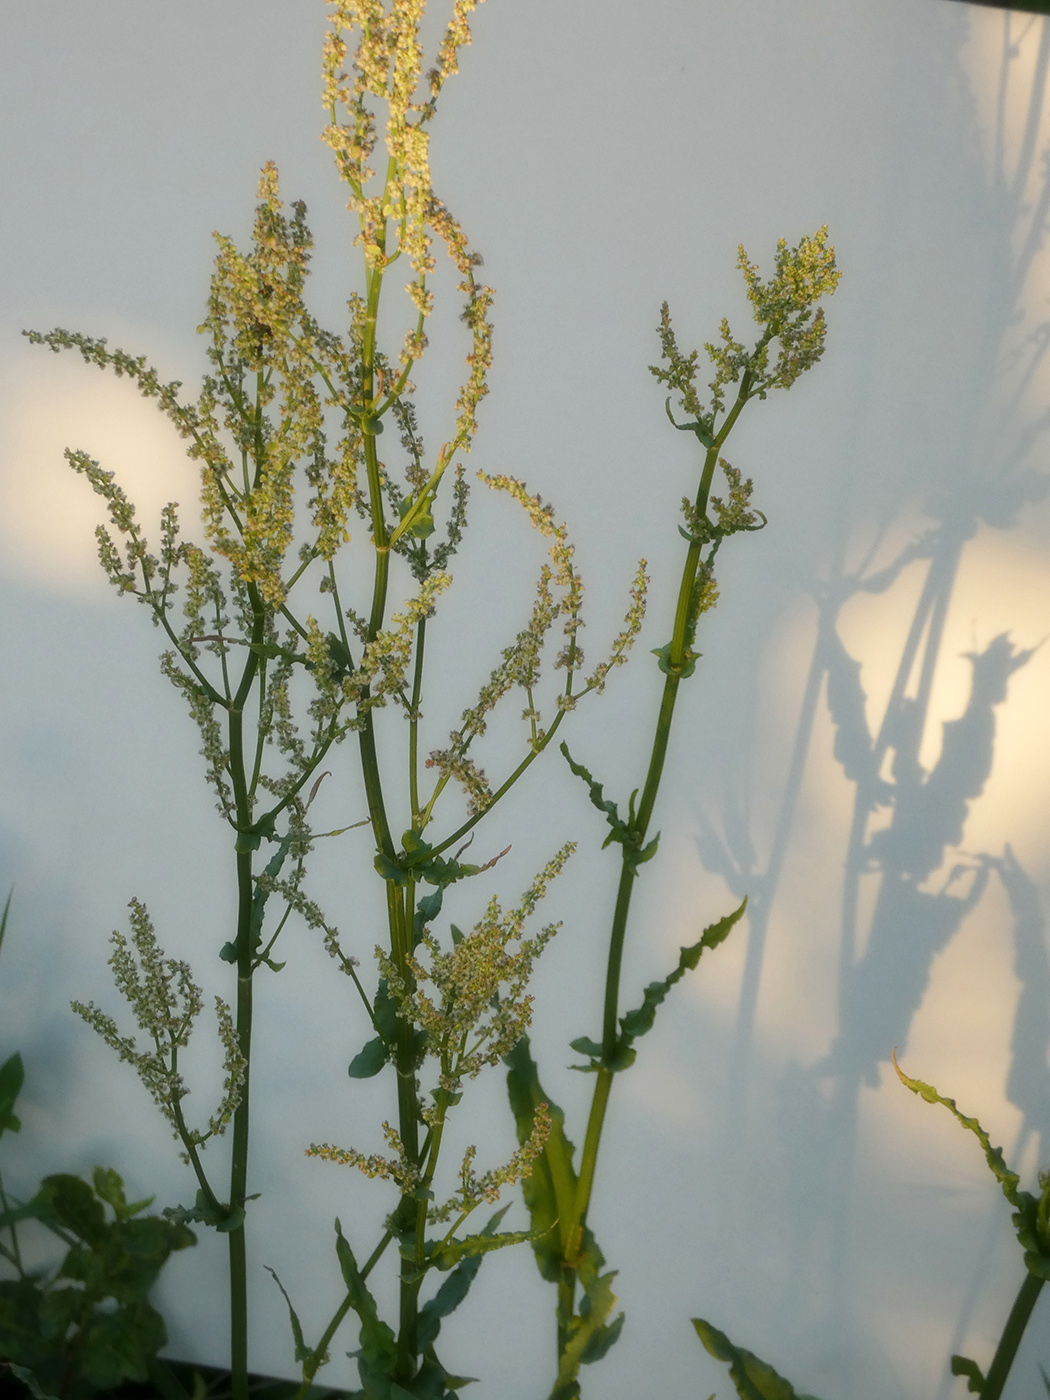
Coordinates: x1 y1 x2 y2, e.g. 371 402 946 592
692 1318 822 1400
560 744 659 875
570 900 746 1073
162 1190 245 1234
556 1256 623 1386
620 898 747 1044
893 1053 1023 1207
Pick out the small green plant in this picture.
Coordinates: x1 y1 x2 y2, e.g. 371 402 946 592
0 894 195 1400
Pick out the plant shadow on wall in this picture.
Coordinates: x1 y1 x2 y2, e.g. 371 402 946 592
687 9 1050 1399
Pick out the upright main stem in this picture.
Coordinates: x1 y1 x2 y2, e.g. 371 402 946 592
226 590 264 1400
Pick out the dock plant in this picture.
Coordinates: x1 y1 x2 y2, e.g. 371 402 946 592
18 2 851 1398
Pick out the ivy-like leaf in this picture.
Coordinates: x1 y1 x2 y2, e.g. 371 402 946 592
39 1176 107 1249
692 1318 822 1400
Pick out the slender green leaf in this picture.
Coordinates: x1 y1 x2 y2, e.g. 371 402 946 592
0 887 13 960
692 1318 822 1400
265 1267 312 1365
893 1054 1023 1208
570 900 746 1073
333 1219 398 1393
2 1362 59 1400
893 1053 1050 1270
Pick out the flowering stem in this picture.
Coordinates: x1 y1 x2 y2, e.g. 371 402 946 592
558 408 745 1369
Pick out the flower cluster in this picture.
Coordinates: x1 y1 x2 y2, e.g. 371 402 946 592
71 900 245 1152
428 1102 552 1224
650 227 840 430
384 842 575 1090
306 1121 421 1192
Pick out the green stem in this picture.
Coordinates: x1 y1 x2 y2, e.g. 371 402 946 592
224 587 265 1400
556 393 751 1380
981 1270 1044 1400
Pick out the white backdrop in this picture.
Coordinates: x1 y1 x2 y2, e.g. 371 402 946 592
2 2 1050 1397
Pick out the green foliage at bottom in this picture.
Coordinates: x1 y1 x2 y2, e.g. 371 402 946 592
0 1166 194 1399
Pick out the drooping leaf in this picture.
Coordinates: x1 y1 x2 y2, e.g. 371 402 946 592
505 1036 578 1283
414 889 444 942
692 1318 822 1400
950 1354 985 1394
417 1206 510 1351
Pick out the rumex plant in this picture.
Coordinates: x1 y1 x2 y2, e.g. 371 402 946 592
20 2 844 1399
